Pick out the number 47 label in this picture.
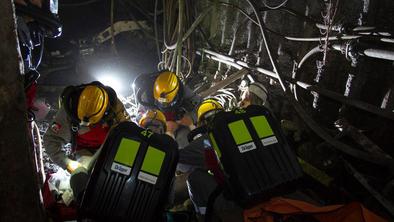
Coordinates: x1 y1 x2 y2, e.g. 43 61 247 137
141 129 153 138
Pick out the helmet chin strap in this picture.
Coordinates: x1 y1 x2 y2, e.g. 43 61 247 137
80 116 90 126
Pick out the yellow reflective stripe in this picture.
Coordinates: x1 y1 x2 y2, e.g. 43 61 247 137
209 133 221 158
114 138 140 167
250 116 274 138
228 120 252 145
141 146 165 176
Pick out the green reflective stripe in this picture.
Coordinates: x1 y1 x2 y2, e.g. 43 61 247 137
114 138 140 167
141 146 165 176
250 116 274 138
298 158 333 187
228 120 252 145
209 133 221 158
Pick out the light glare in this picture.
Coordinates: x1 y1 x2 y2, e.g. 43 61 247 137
97 73 124 93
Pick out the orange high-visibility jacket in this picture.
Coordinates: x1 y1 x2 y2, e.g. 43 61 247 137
244 197 388 222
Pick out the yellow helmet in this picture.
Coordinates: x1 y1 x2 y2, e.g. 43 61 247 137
139 109 166 127
153 71 180 106
197 99 223 123
77 85 109 125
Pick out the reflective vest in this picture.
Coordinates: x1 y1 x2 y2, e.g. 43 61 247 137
76 123 110 150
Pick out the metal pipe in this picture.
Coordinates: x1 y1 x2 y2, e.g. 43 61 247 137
285 35 361 42
335 119 392 158
175 0 184 76
200 49 394 121
315 23 375 32
200 49 394 167
363 48 394 61
381 38 394 44
358 31 391 36
198 52 242 69
293 81 394 121
199 69 249 98
201 49 278 78
332 43 394 62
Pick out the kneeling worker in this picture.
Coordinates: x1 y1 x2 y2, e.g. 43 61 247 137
134 70 201 148
44 81 130 173
138 109 167 134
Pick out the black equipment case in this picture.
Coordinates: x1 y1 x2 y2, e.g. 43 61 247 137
208 105 303 206
80 122 179 221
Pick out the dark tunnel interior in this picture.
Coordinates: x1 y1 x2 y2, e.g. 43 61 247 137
0 0 394 221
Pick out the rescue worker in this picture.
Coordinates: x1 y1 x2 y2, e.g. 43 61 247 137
177 98 244 222
239 80 269 108
134 70 201 148
138 109 167 134
14 0 62 113
178 99 224 173
187 98 388 222
44 81 130 173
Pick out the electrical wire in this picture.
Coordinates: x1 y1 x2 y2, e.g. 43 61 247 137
59 0 101 7
154 0 161 62
209 0 258 25
262 0 289 10
261 7 320 24
285 35 361 41
118 0 160 42
297 45 323 69
239 0 394 167
244 0 287 91
182 55 193 79
110 0 117 55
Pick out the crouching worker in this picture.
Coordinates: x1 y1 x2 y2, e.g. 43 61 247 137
180 99 244 222
188 99 388 222
44 81 130 202
138 109 192 213
138 109 167 134
134 70 201 148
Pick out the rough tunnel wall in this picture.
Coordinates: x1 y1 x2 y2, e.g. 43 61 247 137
0 0 45 221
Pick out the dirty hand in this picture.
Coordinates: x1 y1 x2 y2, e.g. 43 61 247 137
177 114 195 129
78 156 93 169
166 121 179 138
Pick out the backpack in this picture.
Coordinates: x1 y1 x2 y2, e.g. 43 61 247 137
80 122 179 221
197 105 303 207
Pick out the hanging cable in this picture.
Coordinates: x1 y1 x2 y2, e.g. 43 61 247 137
110 0 117 55
59 0 101 7
262 0 289 10
154 0 161 62
244 0 287 91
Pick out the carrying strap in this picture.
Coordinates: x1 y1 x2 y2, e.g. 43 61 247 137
187 126 208 142
60 82 117 154
204 185 223 222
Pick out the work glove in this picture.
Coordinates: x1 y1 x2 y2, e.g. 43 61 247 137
78 155 93 170
66 159 82 173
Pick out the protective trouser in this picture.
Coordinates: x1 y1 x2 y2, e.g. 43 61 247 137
186 169 243 222
69 148 101 204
